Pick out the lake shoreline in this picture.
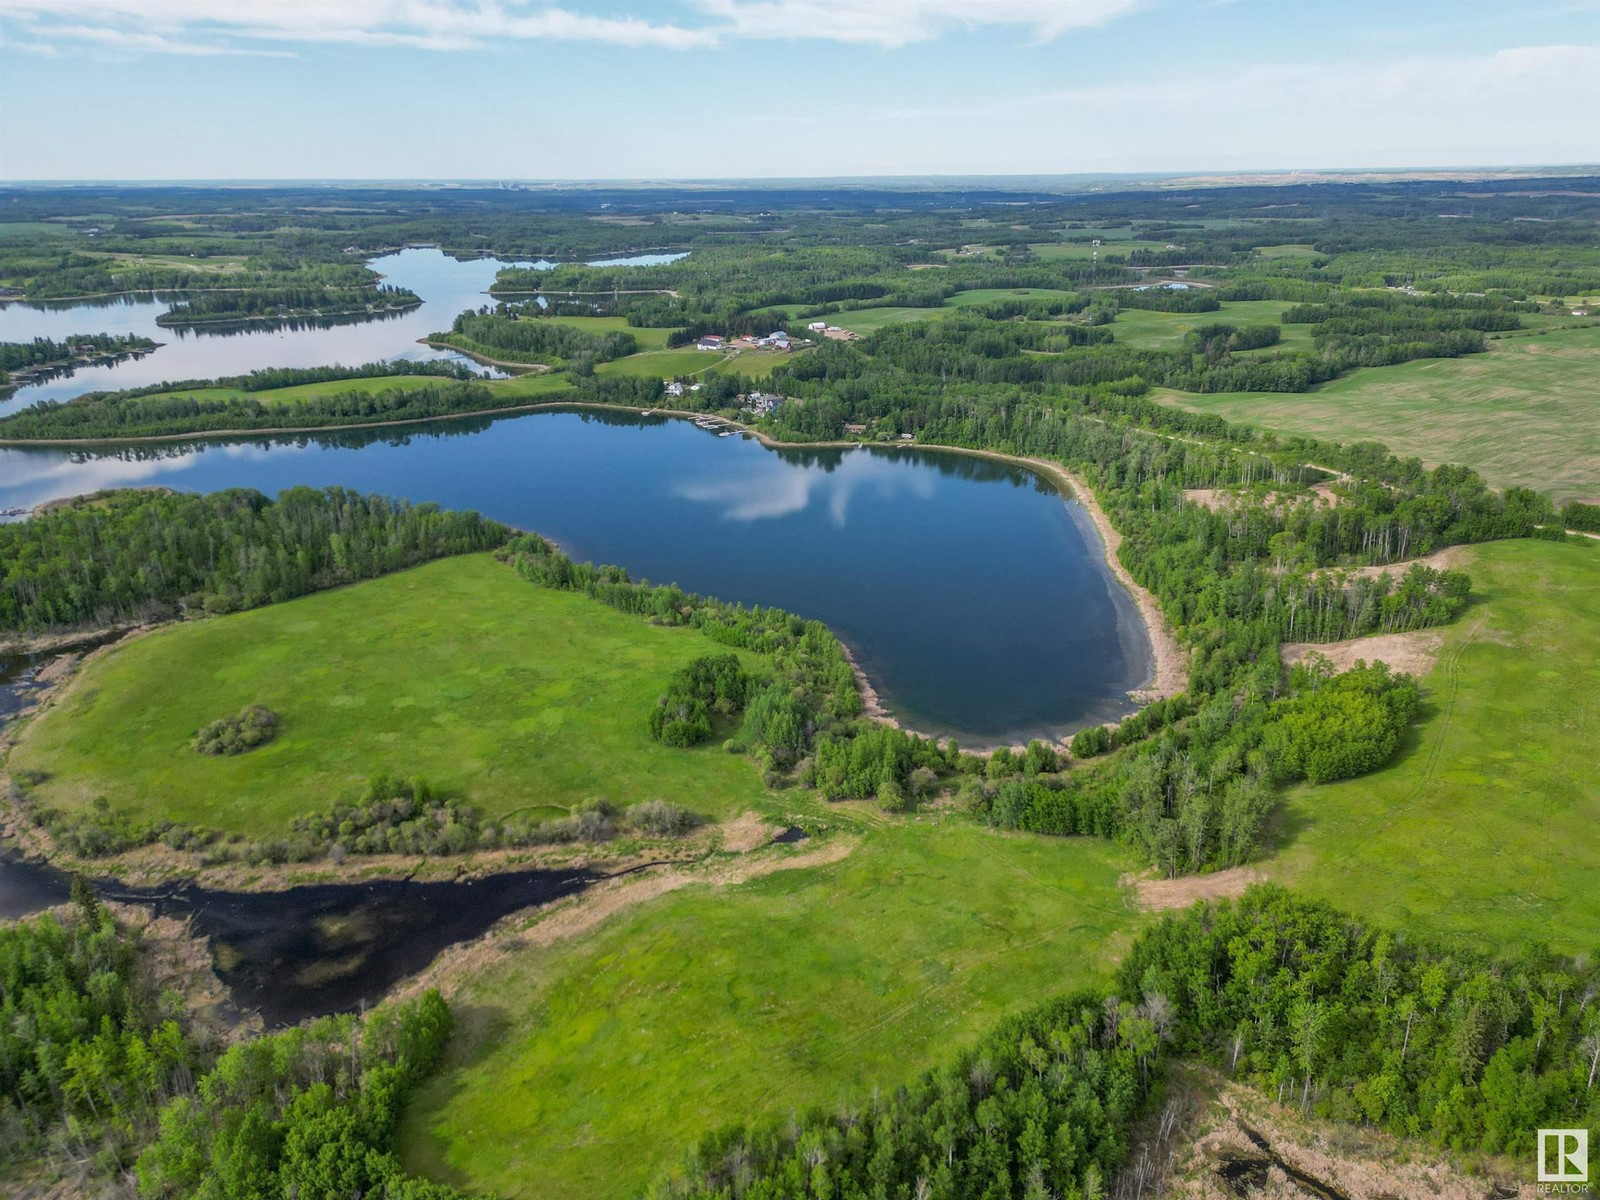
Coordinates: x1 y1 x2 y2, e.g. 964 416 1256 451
1 404 1188 888
417 337 553 372
0 400 1187 716
155 299 421 329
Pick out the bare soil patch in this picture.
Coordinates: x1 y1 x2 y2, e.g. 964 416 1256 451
1282 628 1448 678
1183 486 1339 514
1321 544 1464 581
1127 867 1262 912
718 810 777 853
1139 1065 1532 1199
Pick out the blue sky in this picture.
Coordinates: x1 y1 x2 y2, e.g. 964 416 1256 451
2 0 1597 180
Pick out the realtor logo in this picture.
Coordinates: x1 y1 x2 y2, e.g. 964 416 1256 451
1540 1129 1589 1185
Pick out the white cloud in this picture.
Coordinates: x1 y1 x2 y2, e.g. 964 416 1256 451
675 448 933 526
868 42 1600 171
1 0 1145 55
1 1 718 54
694 0 1147 47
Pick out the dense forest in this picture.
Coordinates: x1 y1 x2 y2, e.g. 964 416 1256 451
2 890 466 1197
0 486 508 631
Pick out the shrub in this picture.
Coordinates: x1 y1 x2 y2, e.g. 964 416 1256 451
1071 724 1112 758
193 704 278 756
627 799 701 836
1265 660 1421 784
876 779 912 813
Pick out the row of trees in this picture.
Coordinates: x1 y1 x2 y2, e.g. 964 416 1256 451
9 253 383 301
0 379 504 440
155 283 420 326
0 334 157 377
0 486 509 632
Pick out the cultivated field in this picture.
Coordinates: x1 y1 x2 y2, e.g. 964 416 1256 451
1262 538 1600 951
11 555 774 836
1157 321 1600 500
398 819 1138 1200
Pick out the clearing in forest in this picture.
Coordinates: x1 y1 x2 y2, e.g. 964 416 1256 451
1261 538 1600 952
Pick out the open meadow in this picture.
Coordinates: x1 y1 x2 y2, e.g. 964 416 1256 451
1109 299 1315 351
10 554 774 836
398 818 1139 1200
1156 321 1600 500
1261 538 1600 951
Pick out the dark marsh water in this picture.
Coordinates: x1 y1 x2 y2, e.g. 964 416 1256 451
0 839 599 1027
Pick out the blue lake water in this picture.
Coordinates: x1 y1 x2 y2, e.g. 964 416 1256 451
0 248 685 410
0 410 1150 744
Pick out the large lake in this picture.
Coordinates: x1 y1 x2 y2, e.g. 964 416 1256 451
0 248 685 411
0 410 1150 744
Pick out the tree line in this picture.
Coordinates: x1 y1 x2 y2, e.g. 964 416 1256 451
0 486 509 632
0 378 507 440
155 283 420 326
0 334 158 377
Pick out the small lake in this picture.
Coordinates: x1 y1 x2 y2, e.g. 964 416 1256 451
0 410 1150 745
0 248 685 410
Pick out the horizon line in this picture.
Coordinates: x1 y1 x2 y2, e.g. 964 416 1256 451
4 164 1600 190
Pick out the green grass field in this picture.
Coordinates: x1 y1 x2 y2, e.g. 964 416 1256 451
1027 240 1149 261
1156 321 1600 500
1262 538 1600 952
594 347 716 379
828 306 952 334
398 819 1138 1200
1110 299 1312 352
1253 243 1320 259
943 287 1083 308
135 370 576 410
11 555 773 836
536 315 676 351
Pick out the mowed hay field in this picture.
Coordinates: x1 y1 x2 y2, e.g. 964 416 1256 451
11 554 772 836
1156 323 1600 500
398 820 1138 1200
1262 538 1600 952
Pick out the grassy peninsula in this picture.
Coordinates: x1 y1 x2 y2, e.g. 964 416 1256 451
10 555 775 838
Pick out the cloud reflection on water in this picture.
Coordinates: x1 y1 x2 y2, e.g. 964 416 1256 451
673 447 935 526
0 439 308 514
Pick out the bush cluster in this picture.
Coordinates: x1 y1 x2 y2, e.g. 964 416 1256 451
648 653 757 747
192 704 278 756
